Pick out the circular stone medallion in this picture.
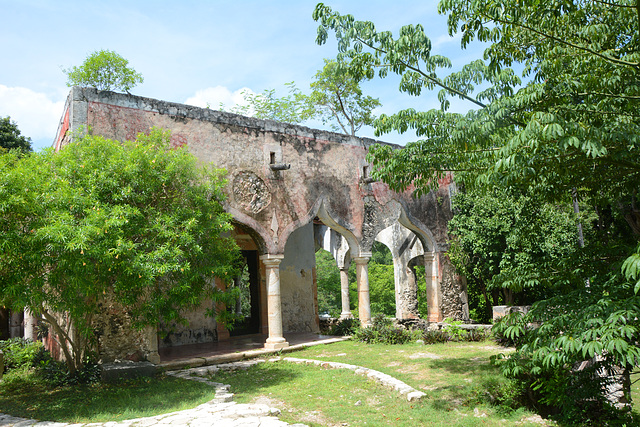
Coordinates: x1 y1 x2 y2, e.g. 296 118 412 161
233 171 272 214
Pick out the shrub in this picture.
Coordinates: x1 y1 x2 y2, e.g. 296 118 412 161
353 314 418 344
328 317 360 336
0 338 43 371
420 329 450 344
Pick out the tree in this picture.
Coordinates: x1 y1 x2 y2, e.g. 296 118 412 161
315 1 640 420
315 249 342 316
448 188 579 323
228 82 314 124
309 59 381 136
64 50 144 92
0 129 240 373
224 60 380 136
0 116 32 153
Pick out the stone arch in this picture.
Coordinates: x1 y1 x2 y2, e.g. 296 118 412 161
374 224 425 320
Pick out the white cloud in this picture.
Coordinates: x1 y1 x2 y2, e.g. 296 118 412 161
0 85 66 150
184 86 255 111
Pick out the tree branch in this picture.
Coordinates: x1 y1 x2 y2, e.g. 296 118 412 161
482 12 640 69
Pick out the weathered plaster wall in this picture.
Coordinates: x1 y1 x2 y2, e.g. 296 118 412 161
94 298 154 363
54 87 468 356
158 300 218 348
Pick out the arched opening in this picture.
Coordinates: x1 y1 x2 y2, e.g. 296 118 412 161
315 248 342 318
374 223 434 321
227 250 261 336
227 223 265 337
313 218 357 320
367 241 395 317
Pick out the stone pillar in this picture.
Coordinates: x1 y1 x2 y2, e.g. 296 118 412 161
261 254 289 350
339 267 353 319
24 310 39 341
145 326 161 364
354 256 372 326
9 310 23 338
424 253 442 322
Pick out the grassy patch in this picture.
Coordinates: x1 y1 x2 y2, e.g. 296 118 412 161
0 368 218 423
208 340 540 426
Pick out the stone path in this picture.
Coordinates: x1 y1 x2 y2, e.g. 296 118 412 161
0 356 424 427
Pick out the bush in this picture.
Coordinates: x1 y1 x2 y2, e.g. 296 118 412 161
420 329 450 344
353 314 419 344
328 317 360 336
36 356 100 386
0 338 43 371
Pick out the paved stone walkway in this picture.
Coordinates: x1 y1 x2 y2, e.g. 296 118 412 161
0 356 424 426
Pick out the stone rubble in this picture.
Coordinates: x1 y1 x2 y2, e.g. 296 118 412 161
0 357 426 426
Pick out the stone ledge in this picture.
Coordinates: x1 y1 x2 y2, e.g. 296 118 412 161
157 336 350 372
99 361 157 383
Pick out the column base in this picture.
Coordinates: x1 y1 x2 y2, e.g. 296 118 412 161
339 312 353 320
427 313 443 322
146 351 161 364
264 340 289 350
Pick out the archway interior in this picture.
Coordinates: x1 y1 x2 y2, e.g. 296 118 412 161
228 250 261 336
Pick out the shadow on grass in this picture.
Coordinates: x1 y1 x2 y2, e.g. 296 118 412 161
0 373 218 423
428 356 498 376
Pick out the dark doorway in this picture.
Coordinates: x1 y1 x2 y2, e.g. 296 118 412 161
229 250 261 336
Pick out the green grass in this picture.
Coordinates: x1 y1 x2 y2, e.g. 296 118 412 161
1 340 636 425
0 367 218 423
208 340 542 426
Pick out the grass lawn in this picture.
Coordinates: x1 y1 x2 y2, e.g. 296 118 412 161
0 368 219 423
208 340 545 426
1 340 637 425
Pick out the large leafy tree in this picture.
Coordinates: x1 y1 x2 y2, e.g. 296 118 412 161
448 188 579 323
64 49 144 92
0 129 240 373
0 116 32 153
314 1 640 420
309 59 381 136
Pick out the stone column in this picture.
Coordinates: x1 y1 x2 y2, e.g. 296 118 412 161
354 256 372 326
9 310 23 338
339 267 353 319
261 254 289 350
424 253 442 322
145 326 161 364
23 310 39 341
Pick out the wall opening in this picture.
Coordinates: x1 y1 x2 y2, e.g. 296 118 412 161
228 250 261 336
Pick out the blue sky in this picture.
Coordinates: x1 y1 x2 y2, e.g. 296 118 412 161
1 1 484 151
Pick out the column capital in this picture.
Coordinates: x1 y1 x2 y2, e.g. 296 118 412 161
423 252 437 261
352 254 371 264
260 254 285 266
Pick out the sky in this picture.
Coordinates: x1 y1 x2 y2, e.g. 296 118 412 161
1 1 484 151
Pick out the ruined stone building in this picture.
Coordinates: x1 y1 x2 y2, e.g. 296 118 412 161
35 87 467 362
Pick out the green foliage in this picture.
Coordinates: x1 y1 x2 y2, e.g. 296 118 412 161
315 249 342 317
353 314 419 344
0 338 43 371
0 129 240 373
315 2 640 421
448 188 579 323
228 82 315 124
327 317 360 336
309 59 381 136
0 117 32 153
64 50 143 92
225 59 380 136
368 263 395 316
